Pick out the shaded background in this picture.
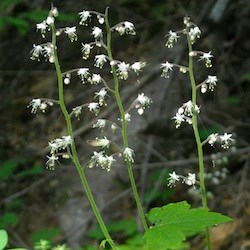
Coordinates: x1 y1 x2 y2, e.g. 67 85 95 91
0 0 250 249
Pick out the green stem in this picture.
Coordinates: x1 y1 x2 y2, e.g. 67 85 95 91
104 8 148 231
51 24 117 250
187 33 211 250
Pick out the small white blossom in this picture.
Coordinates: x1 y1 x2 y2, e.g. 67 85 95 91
91 74 102 84
95 88 108 106
160 61 173 78
46 16 54 25
208 133 219 146
94 54 107 68
184 173 196 186
81 43 93 59
64 26 77 42
199 51 213 68
43 43 55 63
168 171 180 187
131 62 146 74
48 135 73 154
92 26 103 39
77 68 89 82
88 102 100 115
72 106 82 119
117 62 130 80
46 155 59 170
125 113 131 121
201 83 208 93
165 30 179 48
134 93 152 115
115 21 136 35
97 15 104 24
30 44 43 61
89 137 110 148
172 113 185 128
79 10 91 26
28 98 42 113
206 75 218 91
36 21 48 38
189 26 201 43
93 119 106 129
91 151 115 171
123 147 135 162
219 133 233 149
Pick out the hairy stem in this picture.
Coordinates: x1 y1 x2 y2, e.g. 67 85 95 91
104 8 148 231
187 33 211 250
51 24 117 250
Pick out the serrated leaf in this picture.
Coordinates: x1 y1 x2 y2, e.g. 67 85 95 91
144 201 233 250
0 229 8 249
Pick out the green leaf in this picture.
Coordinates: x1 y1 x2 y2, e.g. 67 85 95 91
0 160 19 180
30 228 61 243
4 16 29 34
19 165 43 177
0 229 8 249
0 213 19 227
144 201 233 250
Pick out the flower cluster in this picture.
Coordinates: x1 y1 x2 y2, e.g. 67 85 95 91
167 171 197 188
133 93 152 115
165 30 180 48
200 75 218 93
28 98 54 114
30 43 55 63
114 21 136 35
89 151 115 171
172 100 200 128
207 133 234 149
46 135 73 169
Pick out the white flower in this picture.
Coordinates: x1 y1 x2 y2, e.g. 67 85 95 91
30 44 43 61
81 43 93 59
123 147 135 162
43 43 55 63
199 51 213 68
92 26 102 39
95 88 108 106
79 10 91 25
182 100 200 116
48 135 73 154
168 171 180 187
184 173 196 186
91 74 102 84
208 133 219 146
131 62 146 74
160 61 173 78
201 83 208 93
93 119 106 129
124 21 136 35
219 133 233 149
77 68 89 82
125 113 131 121
46 155 59 170
91 151 115 171
206 75 218 91
117 62 130 80
89 137 110 148
172 112 185 128
88 102 100 115
64 26 77 42
189 26 201 43
134 93 152 115
115 21 136 35
46 16 54 25
72 106 82 119
28 98 42 113
97 15 105 24
165 30 179 48
36 21 48 38
94 54 107 68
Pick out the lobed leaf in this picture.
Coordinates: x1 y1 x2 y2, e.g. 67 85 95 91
144 201 233 250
